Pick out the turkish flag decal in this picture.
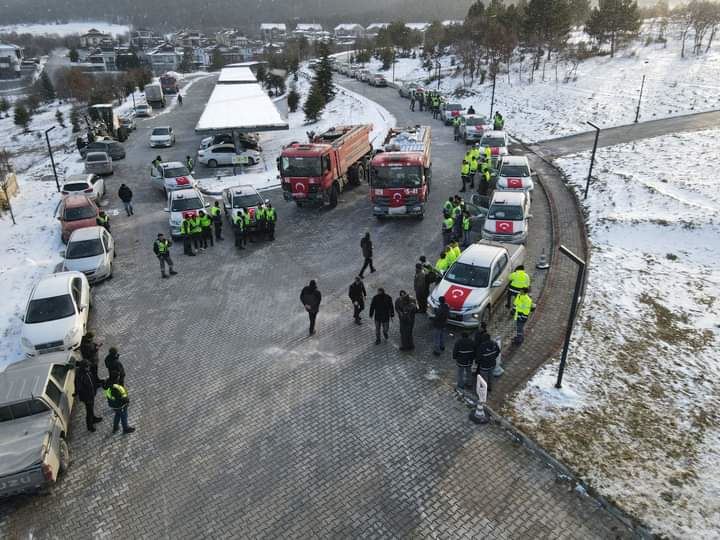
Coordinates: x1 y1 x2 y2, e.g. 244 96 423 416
507 178 523 189
491 147 500 155
444 285 473 310
495 220 514 234
176 176 190 186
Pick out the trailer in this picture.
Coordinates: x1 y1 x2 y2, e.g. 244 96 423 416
144 83 165 108
87 104 127 142
279 125 373 208
369 125 432 218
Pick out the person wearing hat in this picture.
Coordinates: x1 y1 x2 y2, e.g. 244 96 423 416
300 280 322 335
153 233 177 278
104 347 126 387
75 359 103 432
265 200 277 241
103 380 135 435
395 290 417 351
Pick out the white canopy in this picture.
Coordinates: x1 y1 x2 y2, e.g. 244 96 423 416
195 83 288 133
217 66 256 84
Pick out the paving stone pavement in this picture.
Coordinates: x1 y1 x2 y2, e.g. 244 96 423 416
0 75 631 539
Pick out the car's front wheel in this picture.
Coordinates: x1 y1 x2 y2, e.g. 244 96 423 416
208 159 218 168
58 438 70 475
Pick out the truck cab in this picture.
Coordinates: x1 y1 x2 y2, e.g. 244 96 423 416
0 353 78 498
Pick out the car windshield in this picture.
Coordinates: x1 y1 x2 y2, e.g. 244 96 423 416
62 183 88 192
66 238 104 259
482 137 506 147
171 197 202 211
0 399 50 422
372 166 422 188
86 154 107 162
164 166 189 178
445 263 490 288
153 128 170 135
488 204 524 220
232 194 260 208
26 294 75 323
281 156 322 177
501 165 530 177
465 116 488 126
446 104 463 111
64 205 96 221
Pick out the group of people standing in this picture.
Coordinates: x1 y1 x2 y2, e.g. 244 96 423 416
409 89 445 117
460 143 494 196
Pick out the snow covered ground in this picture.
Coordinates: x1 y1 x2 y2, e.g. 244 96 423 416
359 31 720 143
503 129 720 538
0 22 129 37
196 74 395 195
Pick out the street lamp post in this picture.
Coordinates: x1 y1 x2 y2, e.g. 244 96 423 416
634 74 646 123
584 121 600 200
131 88 136 112
436 60 441 91
392 49 396 84
44 126 60 192
489 69 497 119
556 245 586 389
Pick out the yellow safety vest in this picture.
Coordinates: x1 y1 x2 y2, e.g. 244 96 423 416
461 162 470 175
436 257 449 272
509 270 530 289
469 157 478 172
155 239 170 254
452 246 461 259
210 206 221 217
514 294 533 319
442 217 454 231
463 217 470 231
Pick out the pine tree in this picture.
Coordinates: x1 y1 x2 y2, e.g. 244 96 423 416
70 107 81 133
210 47 225 71
68 48 79 62
0 97 9 115
55 109 65 127
303 84 325 122
314 43 335 103
586 0 641 57
14 103 31 131
39 71 56 102
287 89 300 113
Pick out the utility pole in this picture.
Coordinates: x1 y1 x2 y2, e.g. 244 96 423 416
634 74 646 123
489 70 497 119
44 126 60 192
556 245 586 389
584 121 600 200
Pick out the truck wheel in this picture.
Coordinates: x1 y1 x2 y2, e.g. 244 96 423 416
59 438 70 474
329 184 339 208
352 164 365 185
208 159 218 168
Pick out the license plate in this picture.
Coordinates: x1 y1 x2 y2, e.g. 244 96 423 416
389 206 406 215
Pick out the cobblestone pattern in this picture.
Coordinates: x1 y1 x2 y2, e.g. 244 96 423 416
0 75 630 539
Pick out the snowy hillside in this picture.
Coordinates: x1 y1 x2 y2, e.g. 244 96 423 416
503 129 720 538
0 22 130 37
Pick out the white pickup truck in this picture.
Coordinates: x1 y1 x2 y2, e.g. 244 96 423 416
428 240 526 327
0 353 78 498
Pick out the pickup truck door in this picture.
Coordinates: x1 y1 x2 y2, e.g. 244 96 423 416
44 377 71 431
489 253 509 305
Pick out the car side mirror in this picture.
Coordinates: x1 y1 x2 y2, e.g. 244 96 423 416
59 250 66 258
163 208 169 212
527 214 533 219
491 279 502 288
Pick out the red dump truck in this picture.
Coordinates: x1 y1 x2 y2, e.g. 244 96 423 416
280 125 373 207
369 125 432 219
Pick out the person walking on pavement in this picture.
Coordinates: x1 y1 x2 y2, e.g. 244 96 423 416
180 213 196 256
96 211 110 232
453 331 476 398
507 265 530 309
103 381 135 434
369 288 394 345
410 92 416 111
210 201 224 241
513 288 534 344
395 290 417 351
104 347 126 387
476 331 500 394
348 276 367 324
414 263 430 314
232 210 246 250
265 201 277 241
359 232 376 278
177 93 183 105
432 296 450 355
185 155 194 172
198 210 213 248
75 360 103 432
300 280 322 335
118 184 134 216
153 233 177 278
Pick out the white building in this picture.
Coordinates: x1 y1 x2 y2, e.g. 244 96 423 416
0 42 23 79
296 23 323 33
365 23 389 38
260 23 287 42
80 28 112 48
334 24 365 39
406 23 431 33
442 20 464 27
147 43 182 74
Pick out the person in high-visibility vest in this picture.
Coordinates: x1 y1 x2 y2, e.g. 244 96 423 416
103 381 135 434
198 210 213 249
96 211 110 232
210 201 224 241
468 153 478 190
435 251 450 274
450 241 462 261
452 116 462 141
265 201 277 241
443 197 454 218
152 233 177 278
255 204 267 242
479 160 493 196
189 212 202 251
484 145 492 164
493 111 504 131
180 213 196 256
232 210 246 250
460 159 471 193
462 210 471 247
513 288 534 344
507 265 531 308
442 215 454 247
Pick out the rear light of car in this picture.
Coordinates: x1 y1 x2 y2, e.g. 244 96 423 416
42 463 53 482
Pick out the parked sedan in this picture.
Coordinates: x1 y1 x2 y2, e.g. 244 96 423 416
119 113 136 131
200 133 261 152
135 104 151 117
84 151 113 176
61 226 115 283
197 143 261 168
57 195 99 243
370 74 388 87
61 174 105 201
150 126 176 148
458 114 492 144
80 139 125 160
20 271 91 357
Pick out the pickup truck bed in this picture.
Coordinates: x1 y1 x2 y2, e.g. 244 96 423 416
0 414 52 497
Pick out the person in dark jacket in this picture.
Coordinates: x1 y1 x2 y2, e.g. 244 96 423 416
476 332 500 393
104 347 126 387
359 232 376 278
414 263 430 314
395 290 417 350
300 280 322 335
103 381 134 434
453 331 476 397
432 296 450 355
348 276 367 324
369 288 394 345
118 184 134 216
79 331 102 384
75 360 102 432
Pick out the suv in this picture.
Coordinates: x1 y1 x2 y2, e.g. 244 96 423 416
60 174 104 201
56 195 99 243
440 103 464 125
79 139 125 160
459 115 492 144
150 126 175 148
370 74 387 87
496 155 534 192
481 190 532 244
166 188 208 237
151 161 196 194
478 130 509 165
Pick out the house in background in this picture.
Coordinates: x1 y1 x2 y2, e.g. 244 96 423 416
80 28 112 48
406 22 431 33
260 23 287 42
334 24 365 40
442 20 464 28
0 42 23 79
130 28 162 50
147 42 182 74
365 23 389 39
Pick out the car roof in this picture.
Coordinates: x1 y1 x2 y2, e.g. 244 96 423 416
64 174 95 184
456 243 503 267
490 191 527 205
161 161 185 168
465 114 488 120
170 188 202 199
68 226 104 242
501 155 529 165
86 151 109 158
226 184 260 196
153 126 171 130
32 272 81 298
63 194 94 208
482 130 506 138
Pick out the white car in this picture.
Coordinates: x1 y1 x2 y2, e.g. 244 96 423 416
199 133 260 151
21 271 91 357
459 114 492 144
197 143 261 168
166 188 208 237
135 104 151 117
60 174 105 202
496 155 534 192
150 126 175 147
151 161 196 194
61 226 115 283
478 130 509 164
481 190 532 244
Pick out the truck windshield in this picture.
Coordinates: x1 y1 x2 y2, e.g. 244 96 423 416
500 165 530 177
0 400 50 422
372 166 422 188
281 156 322 177
445 263 490 288
488 204 524 220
